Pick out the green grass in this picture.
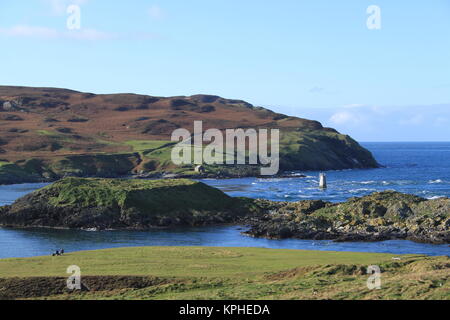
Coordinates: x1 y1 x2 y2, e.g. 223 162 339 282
36 130 55 136
278 130 378 170
127 139 259 175
125 140 173 152
143 146 174 165
43 177 236 214
0 247 399 278
1 127 378 182
45 177 195 208
0 247 447 300
121 130 377 175
3 129 376 180
123 140 180 172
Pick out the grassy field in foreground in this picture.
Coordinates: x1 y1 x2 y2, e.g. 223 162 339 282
0 247 448 300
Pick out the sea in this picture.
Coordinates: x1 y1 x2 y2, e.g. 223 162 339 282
0 142 449 259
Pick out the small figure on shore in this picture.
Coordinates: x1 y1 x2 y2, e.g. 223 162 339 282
52 250 63 256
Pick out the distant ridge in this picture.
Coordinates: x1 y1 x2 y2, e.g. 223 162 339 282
0 85 378 184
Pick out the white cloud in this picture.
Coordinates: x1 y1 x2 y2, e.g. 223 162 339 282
298 103 450 141
0 25 114 40
67 28 115 40
0 25 59 38
148 5 165 20
330 110 364 125
0 24 161 41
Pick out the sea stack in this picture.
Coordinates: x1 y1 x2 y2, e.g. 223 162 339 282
319 173 327 189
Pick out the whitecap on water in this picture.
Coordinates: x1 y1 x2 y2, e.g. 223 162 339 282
297 194 315 198
257 178 285 183
349 188 376 193
428 179 443 184
382 180 416 186
427 195 446 200
360 181 376 185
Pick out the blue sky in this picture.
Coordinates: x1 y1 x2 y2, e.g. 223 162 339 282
0 0 449 141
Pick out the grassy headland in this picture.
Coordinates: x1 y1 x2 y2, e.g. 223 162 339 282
0 85 378 184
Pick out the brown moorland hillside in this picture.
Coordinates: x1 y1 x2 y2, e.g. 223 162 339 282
0 86 378 184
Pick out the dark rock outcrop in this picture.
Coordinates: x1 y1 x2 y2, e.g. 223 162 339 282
245 191 450 244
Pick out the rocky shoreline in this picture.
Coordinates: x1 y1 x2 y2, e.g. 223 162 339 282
0 170 306 186
245 192 450 244
0 162 307 186
0 178 448 244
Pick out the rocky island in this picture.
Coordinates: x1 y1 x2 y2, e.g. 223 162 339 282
0 178 448 244
0 178 252 229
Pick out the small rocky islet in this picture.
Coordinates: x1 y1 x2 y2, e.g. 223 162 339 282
0 177 448 244
0 178 251 230
245 192 450 244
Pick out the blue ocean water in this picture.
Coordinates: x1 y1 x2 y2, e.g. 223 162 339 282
201 142 450 202
0 142 449 259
